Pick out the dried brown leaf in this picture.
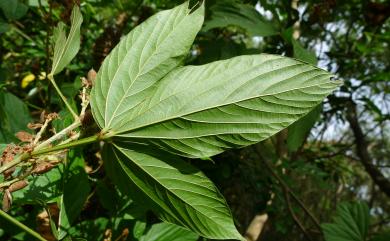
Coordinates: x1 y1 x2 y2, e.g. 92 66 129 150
15 131 34 142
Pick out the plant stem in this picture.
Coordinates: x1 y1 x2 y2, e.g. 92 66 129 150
0 209 48 241
47 74 78 119
0 153 30 175
35 121 81 150
0 135 102 175
32 135 101 156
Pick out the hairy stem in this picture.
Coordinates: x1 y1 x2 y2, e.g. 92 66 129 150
35 121 81 150
0 134 102 175
0 209 48 241
0 153 30 175
32 135 101 156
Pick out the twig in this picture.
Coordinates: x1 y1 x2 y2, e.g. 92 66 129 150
346 101 390 197
33 118 51 145
283 187 313 241
0 80 91 176
0 209 48 241
0 153 30 175
253 146 323 232
35 121 81 150
0 168 32 189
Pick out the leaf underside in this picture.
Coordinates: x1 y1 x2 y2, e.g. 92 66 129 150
91 2 204 131
112 55 340 158
103 143 243 240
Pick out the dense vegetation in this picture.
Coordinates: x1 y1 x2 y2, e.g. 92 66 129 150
0 0 389 241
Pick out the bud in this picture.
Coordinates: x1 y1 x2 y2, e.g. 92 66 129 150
32 162 55 174
87 69 97 83
9 180 28 192
2 189 12 212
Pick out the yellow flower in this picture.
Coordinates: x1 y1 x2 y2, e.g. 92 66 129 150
21 73 36 88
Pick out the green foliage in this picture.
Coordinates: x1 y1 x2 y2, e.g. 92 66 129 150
204 0 278 36
90 2 204 130
89 2 338 239
108 55 337 158
322 202 370 241
2 0 388 241
0 0 28 21
12 167 62 204
292 39 317 66
139 222 198 241
370 232 390 241
104 143 242 240
57 150 90 240
287 105 321 152
51 6 83 75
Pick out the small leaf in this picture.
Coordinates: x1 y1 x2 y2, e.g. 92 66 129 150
133 221 147 239
322 202 370 241
287 105 321 152
91 1 204 130
203 0 278 37
51 6 83 75
292 39 317 65
140 222 199 241
103 143 243 240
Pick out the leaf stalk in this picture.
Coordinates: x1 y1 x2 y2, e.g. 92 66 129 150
47 74 78 120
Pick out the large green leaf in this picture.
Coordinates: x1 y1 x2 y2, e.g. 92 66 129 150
103 143 243 240
203 0 278 37
51 6 83 75
110 55 340 158
91 2 204 130
322 202 369 241
139 222 198 241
